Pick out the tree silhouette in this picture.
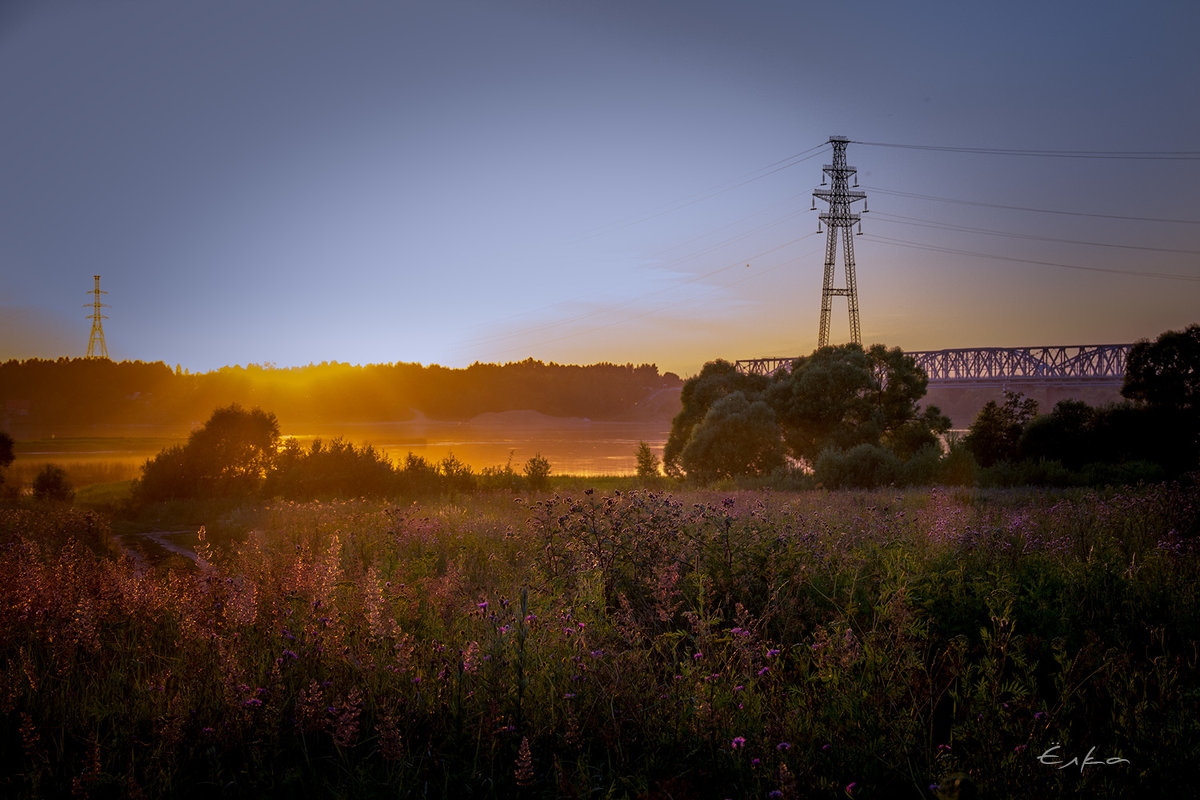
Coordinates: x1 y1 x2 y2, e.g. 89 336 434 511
635 441 661 481
135 404 279 501
33 464 73 503
0 432 13 487
964 390 1038 468
1123 324 1200 412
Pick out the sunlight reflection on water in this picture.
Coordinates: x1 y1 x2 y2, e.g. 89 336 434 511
13 420 671 483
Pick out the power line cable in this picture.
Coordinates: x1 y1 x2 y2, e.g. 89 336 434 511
870 211 1200 255
867 234 1200 282
853 141 1200 160
865 186 1200 225
572 143 827 240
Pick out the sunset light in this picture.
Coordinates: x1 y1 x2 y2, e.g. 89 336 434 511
2 2 1196 375
0 3 1197 796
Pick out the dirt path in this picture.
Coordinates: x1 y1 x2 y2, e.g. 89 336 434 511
114 530 203 572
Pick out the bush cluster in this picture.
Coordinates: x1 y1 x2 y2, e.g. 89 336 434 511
962 392 1195 489
133 405 557 505
664 344 952 487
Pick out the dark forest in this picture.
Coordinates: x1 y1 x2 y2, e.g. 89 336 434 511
0 358 681 436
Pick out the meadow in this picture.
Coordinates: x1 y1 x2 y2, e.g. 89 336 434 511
1 483 1197 798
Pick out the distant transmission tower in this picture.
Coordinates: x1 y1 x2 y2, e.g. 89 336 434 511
812 136 868 347
85 274 110 359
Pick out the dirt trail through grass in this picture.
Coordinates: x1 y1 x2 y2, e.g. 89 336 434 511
114 530 201 572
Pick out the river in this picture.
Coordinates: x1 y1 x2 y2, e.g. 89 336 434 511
9 415 672 487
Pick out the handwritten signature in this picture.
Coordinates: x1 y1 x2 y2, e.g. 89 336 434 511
1037 744 1130 773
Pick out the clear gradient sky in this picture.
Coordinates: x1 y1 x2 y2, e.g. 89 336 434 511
2 0 1198 376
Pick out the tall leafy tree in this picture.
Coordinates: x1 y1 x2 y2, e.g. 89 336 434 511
1018 399 1097 469
766 343 945 465
1121 323 1200 472
135 404 280 501
964 390 1038 468
1122 324 1200 412
667 345 946 482
678 392 785 483
663 360 769 477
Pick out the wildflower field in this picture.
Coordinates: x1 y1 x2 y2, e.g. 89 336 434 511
1 484 1197 798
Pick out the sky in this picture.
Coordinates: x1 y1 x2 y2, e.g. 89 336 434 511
2 0 1198 377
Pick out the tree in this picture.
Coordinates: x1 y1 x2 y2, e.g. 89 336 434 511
0 432 13 488
263 437 397 499
664 360 769 477
1122 324 1200 412
135 404 280 502
439 452 476 493
964 390 1038 468
1019 399 1097 469
399 452 442 495
185 404 280 489
766 343 944 465
523 453 552 492
635 441 661 481
33 464 74 503
678 392 785 483
886 406 953 460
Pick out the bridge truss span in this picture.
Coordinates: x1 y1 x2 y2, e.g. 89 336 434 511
908 344 1131 386
736 343 1133 388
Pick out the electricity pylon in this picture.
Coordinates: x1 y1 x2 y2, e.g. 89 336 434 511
812 136 867 348
85 275 109 359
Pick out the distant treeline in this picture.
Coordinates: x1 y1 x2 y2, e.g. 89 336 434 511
0 358 681 434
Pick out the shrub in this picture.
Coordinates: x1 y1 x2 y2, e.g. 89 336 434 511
263 437 397 499
399 452 442 495
0 431 13 488
1080 459 1167 486
815 443 902 488
938 439 978 486
899 443 943 485
981 458 1076 488
523 453 552 491
479 452 522 492
635 441 661 482
440 451 476 492
32 464 74 503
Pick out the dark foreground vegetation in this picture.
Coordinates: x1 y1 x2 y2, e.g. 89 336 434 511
1 484 1197 798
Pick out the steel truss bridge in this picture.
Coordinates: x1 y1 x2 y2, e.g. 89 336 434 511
736 343 1133 388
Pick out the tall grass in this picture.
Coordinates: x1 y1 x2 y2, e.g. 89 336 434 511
1 484 1197 798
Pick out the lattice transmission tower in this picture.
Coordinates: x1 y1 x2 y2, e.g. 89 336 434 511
812 136 868 348
85 274 109 359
